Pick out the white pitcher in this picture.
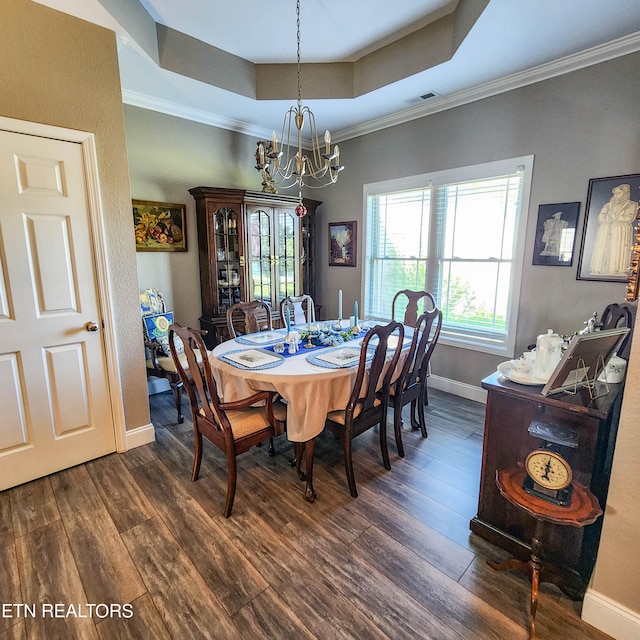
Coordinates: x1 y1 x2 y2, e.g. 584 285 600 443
534 329 563 381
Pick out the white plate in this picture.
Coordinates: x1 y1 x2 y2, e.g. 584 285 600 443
497 361 548 385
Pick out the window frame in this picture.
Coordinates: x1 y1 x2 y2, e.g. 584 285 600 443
362 155 534 357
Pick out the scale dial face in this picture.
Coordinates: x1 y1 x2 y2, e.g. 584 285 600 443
525 449 572 490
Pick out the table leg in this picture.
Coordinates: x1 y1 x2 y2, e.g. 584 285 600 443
303 437 317 503
293 442 306 480
529 519 544 640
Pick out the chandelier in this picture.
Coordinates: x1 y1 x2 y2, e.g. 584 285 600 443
255 0 344 215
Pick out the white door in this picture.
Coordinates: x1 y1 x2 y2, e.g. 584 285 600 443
0 129 116 490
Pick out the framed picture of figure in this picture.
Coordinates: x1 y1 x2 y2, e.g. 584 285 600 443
577 174 640 282
532 202 580 266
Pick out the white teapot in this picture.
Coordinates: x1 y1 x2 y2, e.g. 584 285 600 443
534 329 563 381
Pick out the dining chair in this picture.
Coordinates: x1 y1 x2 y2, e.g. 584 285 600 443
226 300 273 339
280 294 316 328
391 289 437 328
389 308 442 457
324 321 405 498
140 288 201 424
600 301 635 359
169 323 286 517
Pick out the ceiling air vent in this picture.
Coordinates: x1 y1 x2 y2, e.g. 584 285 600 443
405 91 440 105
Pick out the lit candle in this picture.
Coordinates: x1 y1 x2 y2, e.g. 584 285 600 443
272 130 278 154
258 142 265 165
338 289 343 320
324 130 331 155
354 301 358 328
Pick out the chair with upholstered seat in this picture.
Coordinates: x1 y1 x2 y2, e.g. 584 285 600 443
280 294 316 328
226 300 273 339
141 288 202 424
389 308 442 457
169 323 286 517
391 289 437 328
324 321 405 498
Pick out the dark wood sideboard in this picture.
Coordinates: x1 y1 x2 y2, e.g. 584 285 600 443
471 372 624 597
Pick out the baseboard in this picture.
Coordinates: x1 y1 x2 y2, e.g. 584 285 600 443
124 422 156 450
429 374 487 404
581 589 640 640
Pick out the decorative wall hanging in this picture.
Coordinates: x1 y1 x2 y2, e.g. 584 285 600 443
532 202 580 266
329 221 356 267
576 174 640 281
133 199 187 252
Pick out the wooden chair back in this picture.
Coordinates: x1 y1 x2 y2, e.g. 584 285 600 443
391 289 436 328
348 321 405 420
600 302 635 358
399 308 442 394
226 300 273 339
280 294 316 327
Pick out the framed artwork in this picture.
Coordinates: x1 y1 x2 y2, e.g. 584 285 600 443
576 174 640 281
541 327 630 396
133 199 187 252
532 202 580 266
329 221 357 267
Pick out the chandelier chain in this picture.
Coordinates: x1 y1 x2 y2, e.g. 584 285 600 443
296 0 302 109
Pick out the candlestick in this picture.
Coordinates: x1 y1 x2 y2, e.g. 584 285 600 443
353 301 358 328
338 289 343 320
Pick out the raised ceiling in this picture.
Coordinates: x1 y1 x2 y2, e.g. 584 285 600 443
36 0 640 141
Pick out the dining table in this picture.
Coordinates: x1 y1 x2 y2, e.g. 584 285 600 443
209 322 410 502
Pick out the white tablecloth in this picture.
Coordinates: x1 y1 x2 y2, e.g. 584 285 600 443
209 327 409 442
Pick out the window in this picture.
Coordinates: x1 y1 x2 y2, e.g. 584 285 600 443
363 156 534 356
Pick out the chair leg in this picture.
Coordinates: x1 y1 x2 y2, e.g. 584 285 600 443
379 412 391 471
410 398 420 429
417 385 428 439
169 380 184 424
268 437 275 457
224 453 238 518
192 430 203 481
294 442 306 480
344 435 358 498
393 400 405 458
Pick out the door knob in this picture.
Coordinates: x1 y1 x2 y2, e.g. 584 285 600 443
85 321 99 332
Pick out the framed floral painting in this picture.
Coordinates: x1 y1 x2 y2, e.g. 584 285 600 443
133 199 187 252
576 174 640 282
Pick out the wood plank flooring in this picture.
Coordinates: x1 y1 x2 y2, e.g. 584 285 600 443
0 389 613 639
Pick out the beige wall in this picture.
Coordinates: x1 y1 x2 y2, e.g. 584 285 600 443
0 0 150 431
590 317 640 611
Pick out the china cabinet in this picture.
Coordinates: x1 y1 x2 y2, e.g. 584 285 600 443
189 187 321 347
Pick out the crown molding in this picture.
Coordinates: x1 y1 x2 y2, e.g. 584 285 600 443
123 31 640 144
122 89 273 139
335 30 640 142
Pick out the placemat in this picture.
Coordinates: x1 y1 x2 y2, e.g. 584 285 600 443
234 330 287 346
219 349 284 370
306 347 371 369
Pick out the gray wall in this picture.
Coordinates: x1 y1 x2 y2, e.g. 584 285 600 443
317 52 640 386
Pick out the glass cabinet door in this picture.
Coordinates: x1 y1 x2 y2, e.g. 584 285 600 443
276 208 299 302
214 207 242 313
247 205 300 310
249 208 273 305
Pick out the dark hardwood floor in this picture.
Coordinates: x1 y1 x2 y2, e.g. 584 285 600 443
1 389 613 639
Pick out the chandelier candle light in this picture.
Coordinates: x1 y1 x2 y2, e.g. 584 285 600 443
255 0 344 216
